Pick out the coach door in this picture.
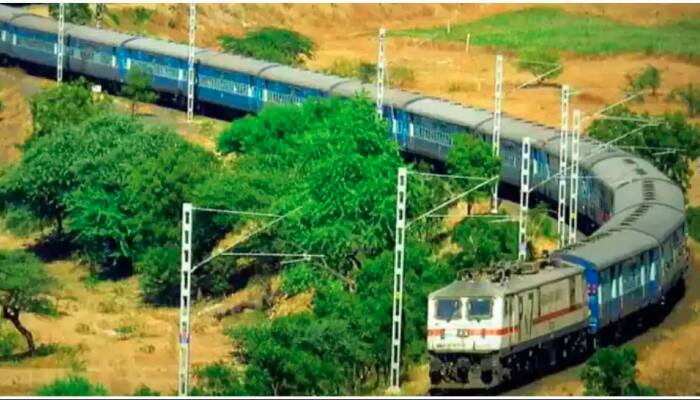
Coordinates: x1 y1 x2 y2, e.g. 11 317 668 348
516 294 524 342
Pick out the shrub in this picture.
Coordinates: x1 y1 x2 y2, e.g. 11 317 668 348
687 207 700 242
35 375 109 396
580 347 657 396
281 263 323 296
668 83 700 117
626 65 662 100
0 206 45 236
388 65 416 87
133 385 160 396
136 246 180 305
219 28 315 66
0 322 22 357
517 48 562 86
48 4 92 25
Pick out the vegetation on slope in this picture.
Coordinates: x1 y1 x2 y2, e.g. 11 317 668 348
580 347 657 396
219 27 315 66
395 8 700 59
587 106 700 193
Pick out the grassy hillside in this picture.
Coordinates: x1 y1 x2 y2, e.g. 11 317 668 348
394 8 700 59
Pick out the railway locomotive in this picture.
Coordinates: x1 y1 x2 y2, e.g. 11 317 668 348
0 6 689 391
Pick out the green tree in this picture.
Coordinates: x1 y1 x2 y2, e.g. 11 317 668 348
0 110 226 284
121 67 158 116
446 133 501 215
449 217 518 271
626 66 662 99
191 362 248 396
0 249 54 355
29 77 112 139
580 347 657 396
219 28 315 66
668 83 700 117
588 106 700 192
229 312 368 395
687 207 700 242
132 385 160 396
48 4 93 25
517 48 563 86
35 375 108 396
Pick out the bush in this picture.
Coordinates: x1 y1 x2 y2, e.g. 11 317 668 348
48 4 92 25
133 385 160 396
219 28 315 66
35 375 109 396
389 65 416 87
0 206 45 236
324 59 415 87
281 263 323 296
668 83 700 117
29 77 112 140
0 322 22 357
626 66 661 100
517 48 562 86
688 207 700 242
136 246 180 305
580 347 657 396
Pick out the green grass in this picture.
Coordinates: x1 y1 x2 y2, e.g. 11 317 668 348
394 7 700 59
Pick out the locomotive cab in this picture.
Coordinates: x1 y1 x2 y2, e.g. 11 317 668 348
427 281 508 389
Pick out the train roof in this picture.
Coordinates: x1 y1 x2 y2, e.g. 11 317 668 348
558 227 658 270
10 13 56 34
66 24 134 47
613 178 684 214
123 37 190 60
198 51 276 76
261 65 349 92
601 203 685 243
429 265 581 298
405 98 492 130
0 5 22 23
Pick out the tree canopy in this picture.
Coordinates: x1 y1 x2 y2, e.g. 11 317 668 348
626 65 661 99
446 133 500 214
580 347 657 396
0 112 223 282
219 28 315 66
587 106 700 192
28 77 111 139
0 249 54 355
48 4 93 25
121 67 158 116
668 83 700 117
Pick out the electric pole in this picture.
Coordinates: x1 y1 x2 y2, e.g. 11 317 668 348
57 2 65 85
178 203 193 397
187 3 196 123
376 27 386 119
568 109 581 245
557 85 570 248
388 167 407 394
95 4 105 29
518 137 531 261
491 54 503 214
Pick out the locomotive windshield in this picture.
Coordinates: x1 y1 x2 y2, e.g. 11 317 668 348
467 297 493 320
435 299 462 321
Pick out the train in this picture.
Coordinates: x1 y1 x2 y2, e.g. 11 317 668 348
0 5 689 392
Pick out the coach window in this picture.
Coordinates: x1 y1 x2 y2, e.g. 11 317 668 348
467 297 493 321
435 298 462 321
